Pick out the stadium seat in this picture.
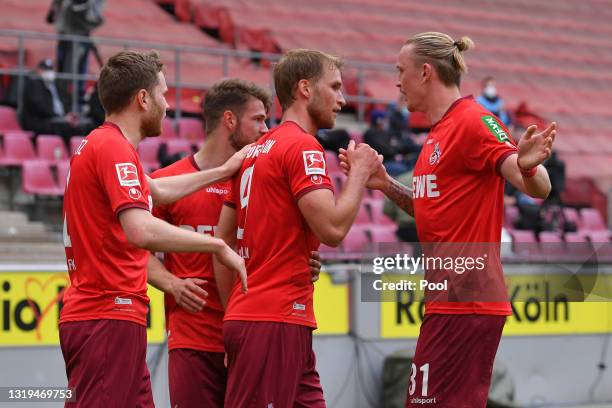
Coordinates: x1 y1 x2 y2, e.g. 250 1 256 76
57 160 70 191
538 231 565 257
22 160 62 196
0 105 21 131
368 225 398 243
510 229 540 258
138 138 162 173
164 139 193 157
562 207 580 226
342 225 370 252
69 136 85 156
178 117 205 142
324 151 341 173
37 135 69 162
0 133 36 166
580 208 607 231
160 117 178 139
504 205 519 228
353 204 371 225
367 199 395 226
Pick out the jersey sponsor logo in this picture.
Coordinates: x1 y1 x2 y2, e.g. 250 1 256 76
412 174 440 199
205 186 229 195
114 296 132 305
115 163 140 187
481 115 510 143
303 151 326 175
246 139 276 158
293 302 306 311
128 187 142 200
428 143 441 165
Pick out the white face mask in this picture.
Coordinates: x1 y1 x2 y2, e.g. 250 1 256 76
483 84 497 99
41 70 56 83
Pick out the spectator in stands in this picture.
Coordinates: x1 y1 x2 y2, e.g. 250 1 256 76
316 128 350 152
476 76 510 126
364 109 418 176
387 95 410 138
82 82 105 128
47 0 106 107
20 58 92 144
544 151 565 205
384 169 419 244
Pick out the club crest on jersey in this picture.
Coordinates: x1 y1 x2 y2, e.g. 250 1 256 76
303 151 326 175
429 143 441 165
128 187 142 200
115 163 140 187
310 175 323 184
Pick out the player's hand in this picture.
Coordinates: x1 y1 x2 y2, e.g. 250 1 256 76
339 143 388 190
217 245 248 294
517 122 556 170
309 251 322 282
344 141 383 179
169 277 208 313
221 143 254 179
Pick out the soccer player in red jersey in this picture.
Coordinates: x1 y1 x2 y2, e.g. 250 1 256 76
60 51 247 407
340 32 557 407
214 49 383 407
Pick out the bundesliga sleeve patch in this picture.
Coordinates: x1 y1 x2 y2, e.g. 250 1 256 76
481 115 510 143
302 151 326 175
115 163 140 187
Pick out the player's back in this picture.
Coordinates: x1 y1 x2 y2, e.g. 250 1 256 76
61 122 151 326
225 121 333 328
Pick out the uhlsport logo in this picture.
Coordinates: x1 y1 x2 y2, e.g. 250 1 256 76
115 163 140 187
481 115 510 143
303 151 326 175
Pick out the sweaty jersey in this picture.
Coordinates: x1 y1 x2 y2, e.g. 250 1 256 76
151 156 229 353
412 96 516 316
223 121 333 328
61 122 152 326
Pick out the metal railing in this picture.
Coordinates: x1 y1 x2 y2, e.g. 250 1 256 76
0 29 397 126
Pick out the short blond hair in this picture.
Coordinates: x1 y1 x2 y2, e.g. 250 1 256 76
405 32 474 86
273 49 343 111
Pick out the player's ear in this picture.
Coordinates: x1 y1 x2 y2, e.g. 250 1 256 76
297 79 311 100
136 89 148 111
223 110 237 131
422 63 433 83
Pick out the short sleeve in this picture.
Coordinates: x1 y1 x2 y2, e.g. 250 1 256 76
96 141 150 217
463 114 517 174
223 177 236 209
282 135 334 200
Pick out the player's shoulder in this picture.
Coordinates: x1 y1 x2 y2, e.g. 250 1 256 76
454 97 509 138
272 121 323 151
150 155 195 179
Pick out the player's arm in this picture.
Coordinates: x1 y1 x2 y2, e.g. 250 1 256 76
298 142 381 247
146 144 251 205
500 123 556 199
338 147 414 217
119 208 247 292
147 254 208 313
212 204 239 308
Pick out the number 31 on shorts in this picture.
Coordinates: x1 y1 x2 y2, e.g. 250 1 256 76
409 363 430 397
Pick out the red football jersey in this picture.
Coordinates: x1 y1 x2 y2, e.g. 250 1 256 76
61 122 152 326
223 121 333 328
151 155 229 352
412 96 517 315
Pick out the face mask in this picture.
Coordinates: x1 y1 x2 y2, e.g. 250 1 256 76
41 70 56 83
483 84 497 99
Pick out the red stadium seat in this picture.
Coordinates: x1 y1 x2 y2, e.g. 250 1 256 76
0 133 36 166
342 226 370 252
504 205 519 228
160 117 178 140
367 199 395 226
580 208 606 231
324 151 341 173
57 160 70 191
510 229 540 258
368 225 398 243
164 139 193 157
22 160 62 196
178 117 205 142
353 204 371 225
562 207 580 226
69 136 85 156
138 138 161 173
37 135 69 162
0 106 21 131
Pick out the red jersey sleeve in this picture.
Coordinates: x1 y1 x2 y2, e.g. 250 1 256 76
282 136 334 200
95 140 150 217
463 114 518 174
223 179 236 209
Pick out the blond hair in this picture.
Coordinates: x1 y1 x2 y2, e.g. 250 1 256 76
273 49 343 111
405 32 474 86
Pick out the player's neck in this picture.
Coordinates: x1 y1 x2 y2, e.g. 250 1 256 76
193 132 234 170
425 86 462 125
105 113 143 149
281 106 318 136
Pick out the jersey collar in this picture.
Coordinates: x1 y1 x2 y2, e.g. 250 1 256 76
430 95 474 131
